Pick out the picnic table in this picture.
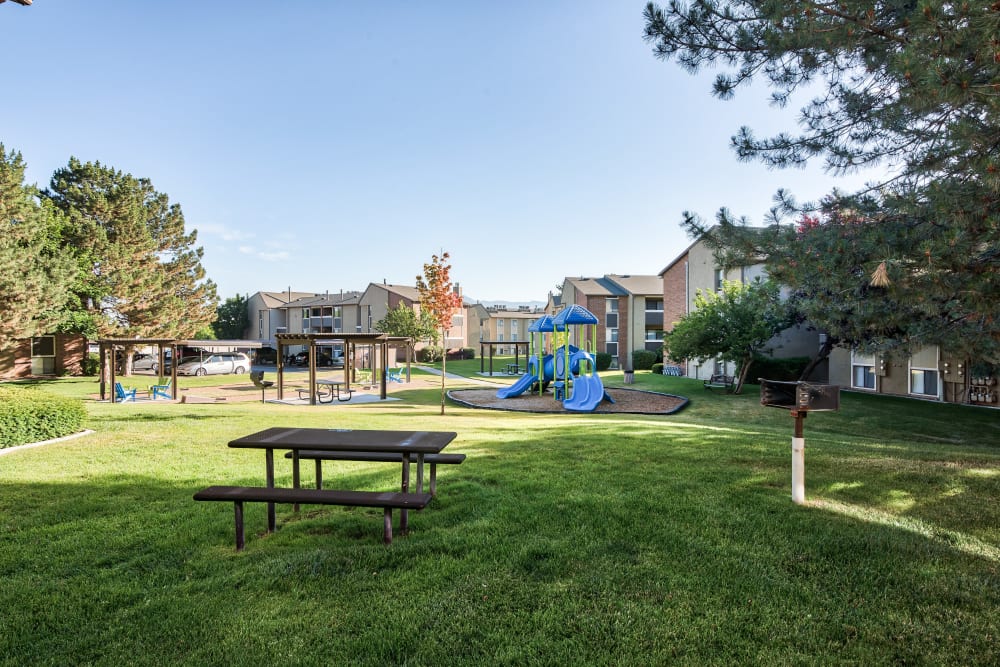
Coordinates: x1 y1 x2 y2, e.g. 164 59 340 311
296 378 352 403
227 427 457 534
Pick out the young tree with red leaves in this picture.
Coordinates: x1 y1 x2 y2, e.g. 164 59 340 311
416 252 463 415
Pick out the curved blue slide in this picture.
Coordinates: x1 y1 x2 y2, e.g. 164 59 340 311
563 373 612 412
496 355 553 399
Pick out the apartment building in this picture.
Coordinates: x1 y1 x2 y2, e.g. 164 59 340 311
659 236 819 381
555 274 664 370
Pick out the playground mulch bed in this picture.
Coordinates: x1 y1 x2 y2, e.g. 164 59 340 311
448 387 688 415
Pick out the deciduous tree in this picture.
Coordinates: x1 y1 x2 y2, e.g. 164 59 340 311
374 303 437 365
213 294 250 340
645 0 1000 364
664 279 792 393
416 252 463 415
0 145 76 353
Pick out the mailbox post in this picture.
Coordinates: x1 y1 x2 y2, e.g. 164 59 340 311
760 379 840 505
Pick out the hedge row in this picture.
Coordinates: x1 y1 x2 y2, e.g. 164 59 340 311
0 385 86 448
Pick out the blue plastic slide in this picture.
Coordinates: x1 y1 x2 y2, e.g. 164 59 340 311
496 354 553 399
495 373 537 399
563 373 614 412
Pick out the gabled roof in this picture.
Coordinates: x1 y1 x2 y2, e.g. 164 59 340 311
255 291 318 308
563 276 619 296
564 275 661 297
603 274 662 296
285 291 362 308
361 282 422 304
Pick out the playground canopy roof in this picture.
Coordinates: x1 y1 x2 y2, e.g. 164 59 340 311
528 315 554 333
553 305 598 328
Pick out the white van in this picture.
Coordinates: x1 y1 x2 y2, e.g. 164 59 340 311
176 352 250 376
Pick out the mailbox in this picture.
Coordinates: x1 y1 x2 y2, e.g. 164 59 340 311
760 379 840 412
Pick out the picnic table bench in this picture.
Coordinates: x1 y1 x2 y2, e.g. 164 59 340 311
286 450 466 497
193 486 431 549
703 374 736 392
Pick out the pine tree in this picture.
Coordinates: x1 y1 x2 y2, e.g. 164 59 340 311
45 158 218 345
0 145 76 353
645 1 1000 363
416 252 463 415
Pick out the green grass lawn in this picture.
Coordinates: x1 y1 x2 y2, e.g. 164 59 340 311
2 371 998 665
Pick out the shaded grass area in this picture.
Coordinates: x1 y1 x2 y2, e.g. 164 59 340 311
0 375 997 665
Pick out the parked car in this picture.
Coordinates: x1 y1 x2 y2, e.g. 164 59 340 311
132 352 172 373
293 351 344 367
176 352 250 376
131 353 158 373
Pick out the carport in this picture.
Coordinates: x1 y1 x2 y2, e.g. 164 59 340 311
98 338 262 402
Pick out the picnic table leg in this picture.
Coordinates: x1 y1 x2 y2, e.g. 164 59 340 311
315 460 323 490
400 453 410 534
383 508 393 545
265 448 276 532
292 450 301 513
234 500 245 551
417 454 425 494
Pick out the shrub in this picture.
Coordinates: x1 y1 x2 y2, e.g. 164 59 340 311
417 346 443 363
651 362 664 375
745 356 812 382
595 352 612 371
82 352 100 376
0 386 86 448
632 349 658 370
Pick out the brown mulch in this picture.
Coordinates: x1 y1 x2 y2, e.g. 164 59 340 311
448 387 688 415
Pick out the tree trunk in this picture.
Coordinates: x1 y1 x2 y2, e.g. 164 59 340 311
733 353 753 394
799 338 835 381
439 327 446 415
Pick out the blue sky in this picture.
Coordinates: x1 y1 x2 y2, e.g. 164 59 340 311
5 1 877 303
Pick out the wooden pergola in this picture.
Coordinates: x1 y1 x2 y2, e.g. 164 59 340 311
97 338 262 402
479 340 530 376
274 333 414 405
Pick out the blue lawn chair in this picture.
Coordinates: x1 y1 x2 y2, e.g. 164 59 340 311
388 367 405 383
114 382 137 402
150 379 172 400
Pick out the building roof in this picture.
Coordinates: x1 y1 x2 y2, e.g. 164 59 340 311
564 275 662 297
256 291 317 308
604 274 663 295
285 291 362 308
363 282 422 303
563 276 621 296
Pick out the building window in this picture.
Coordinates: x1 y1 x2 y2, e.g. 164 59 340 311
852 352 876 389
645 330 663 342
646 299 663 314
606 327 618 357
714 269 725 292
606 299 618 328
497 320 504 334
31 336 55 357
511 320 519 336
910 369 939 397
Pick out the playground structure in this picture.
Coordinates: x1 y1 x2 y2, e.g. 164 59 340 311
495 305 613 412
